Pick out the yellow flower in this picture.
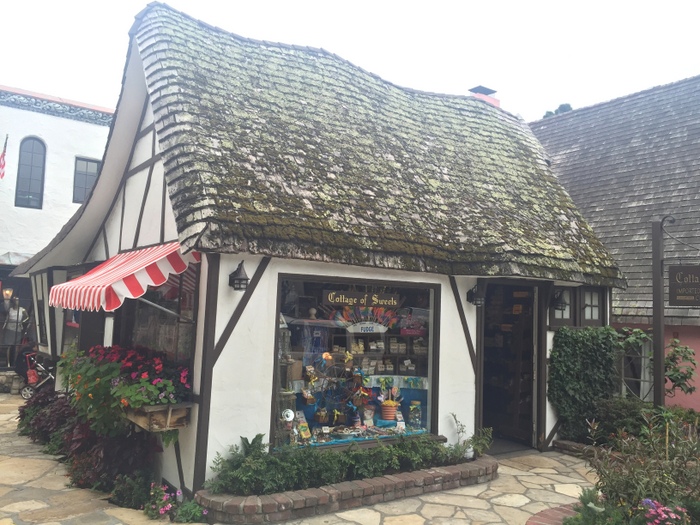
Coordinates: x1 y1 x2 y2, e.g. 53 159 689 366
88 393 93 399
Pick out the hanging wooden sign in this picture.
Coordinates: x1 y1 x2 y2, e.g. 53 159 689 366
668 265 700 307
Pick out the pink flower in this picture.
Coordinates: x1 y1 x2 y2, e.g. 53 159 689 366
152 378 163 385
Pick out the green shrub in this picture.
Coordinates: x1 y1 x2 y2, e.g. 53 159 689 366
548 326 622 442
173 500 208 522
587 408 700 507
664 338 697 397
563 489 696 525
207 430 488 496
593 396 650 443
109 471 152 510
563 488 634 525
346 442 400 480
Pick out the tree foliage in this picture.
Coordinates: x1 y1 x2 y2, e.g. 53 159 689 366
543 103 573 119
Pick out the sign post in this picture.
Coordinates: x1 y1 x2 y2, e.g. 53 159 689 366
651 220 665 407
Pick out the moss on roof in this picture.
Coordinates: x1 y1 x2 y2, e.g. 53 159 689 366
132 3 623 287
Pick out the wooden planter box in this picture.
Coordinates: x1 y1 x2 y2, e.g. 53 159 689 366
125 402 194 432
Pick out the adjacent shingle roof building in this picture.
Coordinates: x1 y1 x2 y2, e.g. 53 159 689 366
531 75 700 324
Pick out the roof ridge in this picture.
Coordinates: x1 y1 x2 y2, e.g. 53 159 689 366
0 84 114 114
134 2 522 119
530 73 700 126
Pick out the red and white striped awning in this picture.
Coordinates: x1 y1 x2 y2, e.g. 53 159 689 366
49 242 201 312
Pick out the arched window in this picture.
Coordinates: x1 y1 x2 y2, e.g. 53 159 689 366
15 137 46 209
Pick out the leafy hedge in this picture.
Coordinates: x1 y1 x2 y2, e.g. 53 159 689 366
548 326 621 442
207 430 492 496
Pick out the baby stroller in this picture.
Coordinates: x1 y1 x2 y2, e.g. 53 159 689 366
14 346 56 399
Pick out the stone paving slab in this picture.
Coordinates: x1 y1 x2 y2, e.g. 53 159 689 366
0 393 593 524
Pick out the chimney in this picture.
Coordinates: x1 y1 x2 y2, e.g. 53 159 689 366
469 85 500 107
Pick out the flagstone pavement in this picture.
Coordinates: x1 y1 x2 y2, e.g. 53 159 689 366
0 392 595 524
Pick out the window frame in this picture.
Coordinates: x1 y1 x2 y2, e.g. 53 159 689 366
549 286 606 327
73 157 101 204
15 137 46 209
272 273 441 448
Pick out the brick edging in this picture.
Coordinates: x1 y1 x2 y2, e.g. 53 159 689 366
195 455 498 524
526 503 577 525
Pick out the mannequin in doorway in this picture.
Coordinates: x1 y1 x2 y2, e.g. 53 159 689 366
3 298 28 367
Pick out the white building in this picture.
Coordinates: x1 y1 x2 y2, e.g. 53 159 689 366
0 86 111 368
15 4 622 503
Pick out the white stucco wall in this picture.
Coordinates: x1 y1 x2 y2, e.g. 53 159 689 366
201 255 478 483
0 104 110 257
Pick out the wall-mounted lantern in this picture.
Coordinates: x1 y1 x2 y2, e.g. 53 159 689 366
551 289 568 312
466 285 485 307
2 287 13 300
228 262 249 291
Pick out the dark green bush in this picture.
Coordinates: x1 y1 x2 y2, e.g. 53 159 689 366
207 433 486 496
109 471 152 509
563 488 633 525
587 408 700 509
593 396 650 443
548 326 621 442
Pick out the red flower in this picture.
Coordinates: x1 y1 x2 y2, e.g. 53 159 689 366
141 372 149 379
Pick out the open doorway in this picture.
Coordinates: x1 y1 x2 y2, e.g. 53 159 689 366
482 283 535 445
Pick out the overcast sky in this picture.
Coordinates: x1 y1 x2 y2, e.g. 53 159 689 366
2 0 699 122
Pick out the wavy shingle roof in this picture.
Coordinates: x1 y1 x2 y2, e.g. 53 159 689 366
531 75 700 322
129 2 622 286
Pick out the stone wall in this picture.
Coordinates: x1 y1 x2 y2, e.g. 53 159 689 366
0 371 22 394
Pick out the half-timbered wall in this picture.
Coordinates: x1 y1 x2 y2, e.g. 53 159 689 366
86 100 178 262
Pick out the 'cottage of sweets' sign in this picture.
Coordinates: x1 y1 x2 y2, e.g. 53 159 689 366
323 291 399 307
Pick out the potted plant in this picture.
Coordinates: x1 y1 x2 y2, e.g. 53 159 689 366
378 381 402 420
60 345 193 433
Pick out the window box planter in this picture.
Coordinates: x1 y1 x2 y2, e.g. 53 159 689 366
124 402 194 432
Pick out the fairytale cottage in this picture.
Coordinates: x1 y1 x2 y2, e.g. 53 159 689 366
14 3 623 496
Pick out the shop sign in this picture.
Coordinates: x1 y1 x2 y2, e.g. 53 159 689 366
669 265 700 307
323 290 400 307
346 321 389 334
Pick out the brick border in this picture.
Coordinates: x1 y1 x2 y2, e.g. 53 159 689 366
526 503 577 525
195 455 498 524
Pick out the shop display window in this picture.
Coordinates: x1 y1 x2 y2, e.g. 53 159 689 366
273 276 437 447
114 264 198 361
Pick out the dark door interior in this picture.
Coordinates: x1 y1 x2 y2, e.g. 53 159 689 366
482 284 534 444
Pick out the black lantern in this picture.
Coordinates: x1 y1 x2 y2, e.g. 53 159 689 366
228 262 249 290
466 285 485 307
551 289 568 312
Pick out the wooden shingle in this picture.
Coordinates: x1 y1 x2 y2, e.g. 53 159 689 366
124 3 622 286
531 75 700 324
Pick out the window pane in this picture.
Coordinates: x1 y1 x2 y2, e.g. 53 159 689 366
16 138 45 208
73 158 100 203
274 278 435 448
131 264 198 362
584 291 600 320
